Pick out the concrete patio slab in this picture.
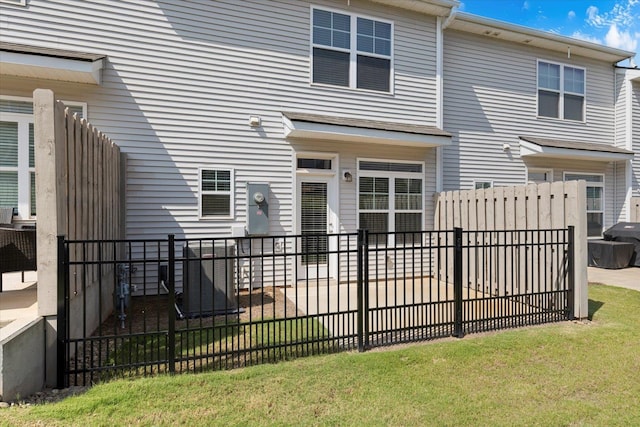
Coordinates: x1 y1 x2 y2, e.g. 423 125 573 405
588 266 639 292
0 272 38 328
287 277 565 336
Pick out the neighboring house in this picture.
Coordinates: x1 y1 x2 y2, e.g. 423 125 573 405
0 1 638 278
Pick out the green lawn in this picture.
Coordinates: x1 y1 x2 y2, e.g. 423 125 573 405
4 284 640 426
102 317 332 379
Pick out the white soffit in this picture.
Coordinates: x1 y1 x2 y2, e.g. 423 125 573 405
0 43 105 85
449 13 634 63
627 69 640 82
519 137 635 162
369 0 459 17
283 112 452 148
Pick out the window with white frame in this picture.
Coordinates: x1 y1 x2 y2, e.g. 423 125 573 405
0 99 85 219
473 180 493 190
312 8 392 92
564 173 604 237
200 168 233 218
538 61 585 121
358 160 423 244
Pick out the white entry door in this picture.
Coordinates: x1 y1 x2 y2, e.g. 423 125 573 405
297 176 337 280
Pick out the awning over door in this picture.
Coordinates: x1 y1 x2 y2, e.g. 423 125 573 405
283 112 452 148
519 136 634 162
0 42 105 85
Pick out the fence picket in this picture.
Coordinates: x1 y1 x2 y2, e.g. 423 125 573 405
631 197 640 222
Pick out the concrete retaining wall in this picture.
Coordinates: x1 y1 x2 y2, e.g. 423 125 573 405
0 317 44 402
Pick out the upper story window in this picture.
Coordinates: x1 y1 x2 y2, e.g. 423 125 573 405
312 8 392 93
538 61 585 122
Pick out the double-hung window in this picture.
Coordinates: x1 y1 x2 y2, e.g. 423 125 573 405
564 173 604 237
358 160 423 245
538 61 585 121
312 8 392 92
199 168 234 218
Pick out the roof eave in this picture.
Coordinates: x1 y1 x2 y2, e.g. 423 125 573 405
519 139 634 162
369 0 459 17
283 114 452 148
448 12 634 63
0 42 105 85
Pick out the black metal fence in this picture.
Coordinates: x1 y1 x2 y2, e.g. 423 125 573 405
57 227 574 387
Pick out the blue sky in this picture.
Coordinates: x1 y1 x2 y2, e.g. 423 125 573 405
459 0 639 64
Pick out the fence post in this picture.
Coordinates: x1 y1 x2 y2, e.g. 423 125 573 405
167 234 176 373
56 235 68 389
567 226 575 320
362 229 369 349
454 227 464 338
357 229 365 352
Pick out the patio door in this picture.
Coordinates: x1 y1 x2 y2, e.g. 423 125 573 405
297 175 337 280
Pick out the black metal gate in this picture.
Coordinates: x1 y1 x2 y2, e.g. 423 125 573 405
57 227 574 387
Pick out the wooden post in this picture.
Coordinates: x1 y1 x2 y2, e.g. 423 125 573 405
34 89 69 388
631 197 640 222
34 89 68 317
565 180 588 318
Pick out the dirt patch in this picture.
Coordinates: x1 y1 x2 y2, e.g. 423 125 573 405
64 287 305 383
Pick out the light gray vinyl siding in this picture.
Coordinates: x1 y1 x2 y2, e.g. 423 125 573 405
634 81 640 198
615 72 627 149
442 30 618 192
0 0 440 239
613 70 629 221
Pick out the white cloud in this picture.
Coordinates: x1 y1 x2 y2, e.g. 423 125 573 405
568 10 576 20
458 2 466 11
572 31 602 44
586 5 600 24
586 1 639 28
604 24 639 51
522 1 530 11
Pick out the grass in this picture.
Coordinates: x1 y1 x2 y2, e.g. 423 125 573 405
102 317 333 379
4 284 640 426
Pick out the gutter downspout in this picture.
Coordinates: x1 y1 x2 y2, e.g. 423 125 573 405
435 6 457 193
624 71 633 221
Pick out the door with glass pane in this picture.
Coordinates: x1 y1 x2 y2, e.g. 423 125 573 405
297 177 333 280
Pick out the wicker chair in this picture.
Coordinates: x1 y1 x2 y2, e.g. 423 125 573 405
0 227 37 292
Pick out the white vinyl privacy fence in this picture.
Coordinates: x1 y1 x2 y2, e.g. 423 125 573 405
435 181 588 318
